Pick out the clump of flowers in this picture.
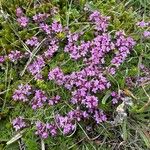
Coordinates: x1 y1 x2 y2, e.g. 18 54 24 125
55 114 76 135
136 21 150 39
67 107 89 122
8 50 23 62
35 121 57 138
111 31 136 69
35 121 49 139
111 91 123 104
16 7 29 27
12 84 32 102
0 56 5 64
51 21 63 33
39 23 51 35
48 95 61 105
31 90 47 110
125 64 150 88
25 36 39 47
82 95 98 109
11 9 138 139
28 56 45 80
46 123 57 136
33 13 49 23
93 109 107 124
44 39 59 59
143 31 150 38
89 10 110 32
16 7 23 17
17 16 29 27
48 67 64 85
136 21 149 27
12 117 26 131
137 64 150 85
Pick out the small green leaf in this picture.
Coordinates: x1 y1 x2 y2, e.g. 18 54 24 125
139 130 150 148
122 119 128 141
102 90 111 104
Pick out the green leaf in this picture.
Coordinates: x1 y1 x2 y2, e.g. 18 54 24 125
122 119 128 141
139 130 150 148
102 90 111 105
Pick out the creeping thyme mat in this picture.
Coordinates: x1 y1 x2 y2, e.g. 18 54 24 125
0 0 150 149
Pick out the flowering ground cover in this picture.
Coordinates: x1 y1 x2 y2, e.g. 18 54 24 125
0 0 150 149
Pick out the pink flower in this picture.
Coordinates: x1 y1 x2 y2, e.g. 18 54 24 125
12 84 32 102
136 21 148 27
48 95 61 105
25 36 39 47
17 16 29 27
0 56 5 64
16 7 23 17
82 95 98 109
143 31 150 38
12 117 26 131
51 21 63 33
8 50 22 62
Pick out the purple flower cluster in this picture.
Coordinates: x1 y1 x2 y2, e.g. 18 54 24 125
55 107 106 134
31 90 47 110
26 39 59 80
33 13 49 23
67 108 89 121
44 39 59 59
0 56 5 64
137 77 150 85
125 77 135 88
16 7 23 17
71 88 87 104
12 117 26 131
139 64 150 76
25 36 39 47
0 50 28 65
48 95 61 105
64 32 85 60
16 7 29 27
143 31 150 38
51 21 63 33
49 66 111 92
93 109 107 124
35 121 57 138
55 114 76 135
34 108 87 136
137 65 150 85
48 67 64 85
8 50 22 62
111 31 135 68
89 33 115 65
12 84 32 102
11 10 139 139
111 91 123 104
82 95 98 109
39 23 51 34
89 11 110 32
136 21 149 27
136 21 150 39
39 20 63 35
25 16 61 80
17 16 29 27
28 56 45 80
48 66 109 125
125 64 150 87
13 83 62 110
65 31 115 62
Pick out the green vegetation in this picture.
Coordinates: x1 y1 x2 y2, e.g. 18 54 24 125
0 0 150 149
